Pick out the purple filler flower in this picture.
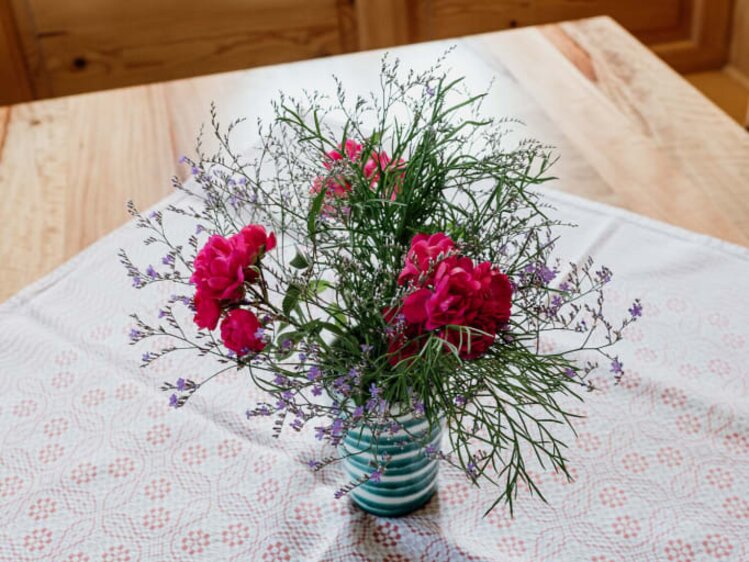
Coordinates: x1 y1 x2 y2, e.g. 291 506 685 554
537 264 557 284
369 469 382 483
629 301 643 318
169 393 179 408
610 358 623 375
176 377 186 391
596 267 613 284
330 418 344 437
413 400 425 416
307 366 322 382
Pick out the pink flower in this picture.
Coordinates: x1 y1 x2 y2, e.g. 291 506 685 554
312 140 406 207
398 233 455 285
363 152 389 180
470 261 512 327
324 139 363 168
312 140 363 206
193 290 221 330
220 309 266 356
389 233 513 361
363 151 405 188
190 225 276 331
421 257 481 329
190 235 247 301
231 225 277 279
310 175 352 202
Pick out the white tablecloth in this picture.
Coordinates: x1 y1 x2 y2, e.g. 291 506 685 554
1 187 748 562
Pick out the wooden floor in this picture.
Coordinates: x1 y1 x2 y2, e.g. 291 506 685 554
686 68 749 127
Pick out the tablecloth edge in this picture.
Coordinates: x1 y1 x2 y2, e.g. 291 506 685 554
0 192 187 314
542 187 749 263
3 186 747 314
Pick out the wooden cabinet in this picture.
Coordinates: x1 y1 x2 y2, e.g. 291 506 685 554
0 0 736 105
733 0 749 76
5 0 356 101
360 0 735 73
0 0 32 104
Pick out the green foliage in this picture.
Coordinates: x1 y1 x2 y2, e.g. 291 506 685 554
131 53 637 513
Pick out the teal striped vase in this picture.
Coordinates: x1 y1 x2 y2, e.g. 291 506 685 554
341 413 443 517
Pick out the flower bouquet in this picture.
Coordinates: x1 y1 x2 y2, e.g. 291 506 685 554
122 56 640 517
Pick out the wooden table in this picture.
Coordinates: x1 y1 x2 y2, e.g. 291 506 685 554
1 16 748 303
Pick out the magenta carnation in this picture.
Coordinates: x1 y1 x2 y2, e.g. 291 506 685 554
193 290 221 330
398 233 455 286
190 235 247 302
324 139 363 167
220 309 266 356
363 150 405 193
231 224 277 279
389 233 512 361
190 225 276 331
312 140 406 205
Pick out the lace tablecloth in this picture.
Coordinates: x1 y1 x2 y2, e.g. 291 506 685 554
1 187 748 562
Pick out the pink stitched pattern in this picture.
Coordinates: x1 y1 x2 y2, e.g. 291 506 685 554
1 178 748 561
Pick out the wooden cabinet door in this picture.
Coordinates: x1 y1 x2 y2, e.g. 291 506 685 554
0 0 736 104
356 0 734 74
0 1 32 105
10 0 355 98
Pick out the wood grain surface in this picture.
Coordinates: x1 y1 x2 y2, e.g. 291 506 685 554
732 0 749 77
377 0 734 73
1 16 748 303
0 0 32 104
15 0 351 99
2 0 735 103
